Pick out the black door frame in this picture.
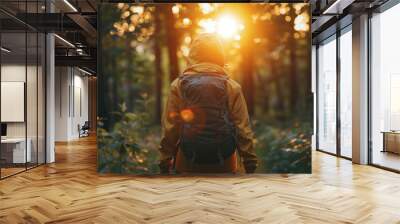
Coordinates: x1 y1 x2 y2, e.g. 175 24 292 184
0 1 48 180
315 23 352 161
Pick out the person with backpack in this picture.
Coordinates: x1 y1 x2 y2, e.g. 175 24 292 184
158 33 258 174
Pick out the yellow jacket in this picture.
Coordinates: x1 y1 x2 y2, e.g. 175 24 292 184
159 62 258 172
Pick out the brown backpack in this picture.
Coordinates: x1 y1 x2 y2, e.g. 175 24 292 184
178 73 237 165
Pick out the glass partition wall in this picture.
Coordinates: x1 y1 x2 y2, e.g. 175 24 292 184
0 1 46 179
316 0 400 171
316 26 352 159
370 3 400 171
339 27 352 159
317 35 337 155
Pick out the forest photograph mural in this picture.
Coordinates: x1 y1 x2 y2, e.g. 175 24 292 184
98 3 312 174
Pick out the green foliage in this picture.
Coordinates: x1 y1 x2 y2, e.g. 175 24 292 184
98 103 157 174
100 4 157 128
254 120 312 173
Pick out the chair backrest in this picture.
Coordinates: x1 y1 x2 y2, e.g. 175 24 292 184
82 121 90 129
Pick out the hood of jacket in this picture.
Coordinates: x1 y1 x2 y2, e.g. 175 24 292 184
183 33 227 76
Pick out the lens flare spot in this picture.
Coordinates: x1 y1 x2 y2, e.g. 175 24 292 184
180 109 194 122
199 3 214 14
182 18 191 26
169 111 179 119
172 5 180 14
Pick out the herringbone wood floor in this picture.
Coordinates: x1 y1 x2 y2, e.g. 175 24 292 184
1 136 400 224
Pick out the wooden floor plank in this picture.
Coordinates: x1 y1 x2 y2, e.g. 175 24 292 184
0 136 399 223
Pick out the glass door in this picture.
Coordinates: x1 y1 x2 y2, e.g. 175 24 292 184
339 27 352 158
1 30 28 178
370 3 400 171
0 0 47 179
317 35 337 154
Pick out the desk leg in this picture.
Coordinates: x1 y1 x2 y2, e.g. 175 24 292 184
382 133 386 152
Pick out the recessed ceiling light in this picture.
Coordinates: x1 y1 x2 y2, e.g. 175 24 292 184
323 0 354 15
78 67 93 76
54 34 75 48
1 47 11 53
63 0 78 12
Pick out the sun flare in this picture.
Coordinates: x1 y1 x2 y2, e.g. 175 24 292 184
198 14 243 40
216 15 242 39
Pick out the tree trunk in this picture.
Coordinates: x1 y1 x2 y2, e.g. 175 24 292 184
154 8 163 124
272 60 284 116
241 14 255 116
262 62 272 115
111 58 118 127
289 8 298 114
305 32 312 114
126 38 134 112
164 4 179 82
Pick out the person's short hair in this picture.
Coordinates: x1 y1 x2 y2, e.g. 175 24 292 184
188 33 225 66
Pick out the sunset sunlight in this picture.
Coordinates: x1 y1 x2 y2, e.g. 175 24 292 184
199 14 243 40
216 15 243 39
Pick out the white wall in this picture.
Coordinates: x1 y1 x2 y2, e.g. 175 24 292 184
1 63 46 164
1 65 26 139
55 66 70 141
55 67 89 141
72 73 89 138
1 65 41 138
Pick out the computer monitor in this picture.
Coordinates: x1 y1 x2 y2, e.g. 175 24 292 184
1 123 7 137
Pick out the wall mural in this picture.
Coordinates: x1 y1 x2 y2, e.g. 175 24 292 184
98 3 312 174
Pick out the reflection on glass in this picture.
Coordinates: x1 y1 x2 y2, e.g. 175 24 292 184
371 3 400 171
27 31 38 169
317 37 337 154
38 33 46 165
0 1 47 179
340 29 352 158
1 31 27 177
390 75 400 130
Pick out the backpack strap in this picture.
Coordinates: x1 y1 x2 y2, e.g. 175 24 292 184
173 74 186 170
223 78 240 156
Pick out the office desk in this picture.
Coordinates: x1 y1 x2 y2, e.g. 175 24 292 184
382 131 400 154
1 138 31 164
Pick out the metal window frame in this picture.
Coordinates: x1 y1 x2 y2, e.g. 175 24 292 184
315 0 400 173
367 0 400 173
0 0 48 180
315 21 353 161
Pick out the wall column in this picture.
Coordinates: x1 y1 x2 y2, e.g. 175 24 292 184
312 45 317 150
45 1 55 163
46 33 55 163
352 14 369 164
